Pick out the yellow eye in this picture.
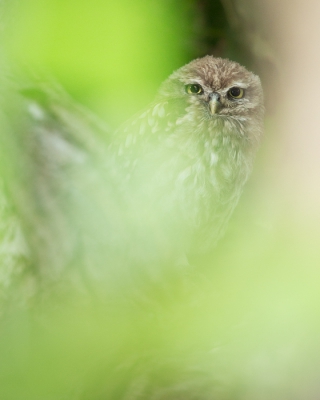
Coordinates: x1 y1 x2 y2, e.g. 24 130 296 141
228 87 245 99
185 84 203 95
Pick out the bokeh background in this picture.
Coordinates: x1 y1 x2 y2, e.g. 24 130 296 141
1 0 320 399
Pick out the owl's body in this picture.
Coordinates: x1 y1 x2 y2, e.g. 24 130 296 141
112 56 264 256
0 55 263 289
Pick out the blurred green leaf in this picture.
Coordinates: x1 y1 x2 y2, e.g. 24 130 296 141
4 0 190 125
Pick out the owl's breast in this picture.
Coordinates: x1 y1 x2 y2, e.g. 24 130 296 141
173 116 251 188
166 117 253 248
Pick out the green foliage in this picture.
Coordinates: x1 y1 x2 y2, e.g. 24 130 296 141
4 0 190 126
0 1 319 399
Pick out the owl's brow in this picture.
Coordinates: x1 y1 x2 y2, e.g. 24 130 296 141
183 78 203 85
228 82 248 89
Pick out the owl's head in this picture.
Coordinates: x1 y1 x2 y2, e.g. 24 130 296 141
158 56 263 124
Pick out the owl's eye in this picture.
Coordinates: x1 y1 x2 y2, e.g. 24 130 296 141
228 87 245 99
185 84 203 95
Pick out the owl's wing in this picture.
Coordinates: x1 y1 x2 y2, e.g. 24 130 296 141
0 73 133 289
19 79 111 161
109 97 188 178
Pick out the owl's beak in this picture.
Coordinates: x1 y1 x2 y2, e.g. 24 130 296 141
209 93 222 115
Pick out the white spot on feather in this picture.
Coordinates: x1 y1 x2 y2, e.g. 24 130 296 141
139 111 147 119
152 102 167 118
158 104 166 118
177 166 192 183
176 112 194 125
139 121 146 135
148 116 155 127
210 152 218 166
125 134 133 147
28 103 45 120
175 116 185 125
152 104 160 116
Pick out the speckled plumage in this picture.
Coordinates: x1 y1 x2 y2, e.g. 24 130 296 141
112 56 264 256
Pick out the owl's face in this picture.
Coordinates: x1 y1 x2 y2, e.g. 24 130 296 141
158 56 263 124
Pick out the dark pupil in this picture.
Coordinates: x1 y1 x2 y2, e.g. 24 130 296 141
190 84 200 93
230 87 241 97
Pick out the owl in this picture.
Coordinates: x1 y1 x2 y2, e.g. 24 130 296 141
111 56 264 259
